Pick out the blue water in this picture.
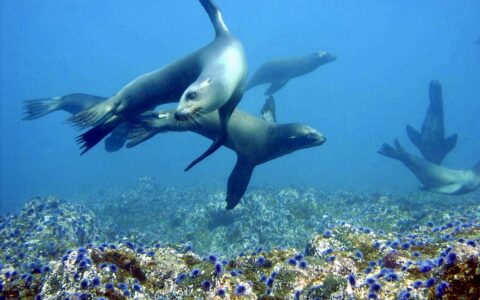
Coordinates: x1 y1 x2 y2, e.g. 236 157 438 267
1 0 479 213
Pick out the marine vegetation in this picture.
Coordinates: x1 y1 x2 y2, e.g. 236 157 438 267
1 177 479 299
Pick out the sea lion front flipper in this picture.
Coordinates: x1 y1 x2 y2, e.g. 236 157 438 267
104 124 128 152
184 105 230 171
22 98 61 120
406 125 422 150
184 91 242 171
441 134 458 156
265 79 289 95
226 158 255 210
76 115 123 155
199 0 229 36
260 96 276 123
125 112 174 148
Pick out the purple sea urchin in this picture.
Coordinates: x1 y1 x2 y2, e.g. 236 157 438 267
235 284 246 295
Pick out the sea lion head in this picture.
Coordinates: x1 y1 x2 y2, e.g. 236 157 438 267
313 51 337 66
277 124 326 152
175 77 223 121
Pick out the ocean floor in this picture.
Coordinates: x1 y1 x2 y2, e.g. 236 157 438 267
1 177 479 299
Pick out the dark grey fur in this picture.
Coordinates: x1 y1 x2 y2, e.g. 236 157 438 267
126 97 326 209
245 51 336 95
379 139 480 195
68 0 247 164
406 80 457 165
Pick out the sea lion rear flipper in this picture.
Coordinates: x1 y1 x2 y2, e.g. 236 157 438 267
406 125 422 150
260 96 276 123
265 79 289 95
22 98 61 120
441 134 458 156
76 116 122 155
226 158 255 210
377 141 400 161
67 99 118 129
104 125 127 152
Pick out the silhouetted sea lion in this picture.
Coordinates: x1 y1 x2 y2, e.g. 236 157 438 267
22 93 127 152
68 0 247 169
378 139 480 195
406 81 457 165
126 97 326 209
245 51 336 95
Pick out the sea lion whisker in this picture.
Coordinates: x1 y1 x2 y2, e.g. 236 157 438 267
190 112 203 126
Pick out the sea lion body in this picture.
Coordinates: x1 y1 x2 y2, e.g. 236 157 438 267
126 98 326 209
245 51 336 95
379 140 480 195
69 0 247 161
406 81 457 164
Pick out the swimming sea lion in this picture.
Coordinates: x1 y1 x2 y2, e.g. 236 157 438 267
406 81 457 165
175 0 247 171
126 97 326 209
245 51 336 95
378 139 480 195
22 93 127 152
68 0 247 167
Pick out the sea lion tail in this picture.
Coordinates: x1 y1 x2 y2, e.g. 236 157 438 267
199 0 229 36
378 140 401 161
67 99 118 129
22 98 61 120
76 116 122 155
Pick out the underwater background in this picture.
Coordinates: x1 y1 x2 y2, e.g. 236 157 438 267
1 1 480 299
1 0 479 212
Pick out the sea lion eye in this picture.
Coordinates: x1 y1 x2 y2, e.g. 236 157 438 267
186 91 198 100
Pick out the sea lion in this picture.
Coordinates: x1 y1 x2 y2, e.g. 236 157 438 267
68 0 247 168
378 139 480 195
126 97 326 209
245 51 336 95
22 93 127 152
406 81 457 165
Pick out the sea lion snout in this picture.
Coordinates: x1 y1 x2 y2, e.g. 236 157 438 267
316 51 337 63
307 129 326 145
174 108 190 121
